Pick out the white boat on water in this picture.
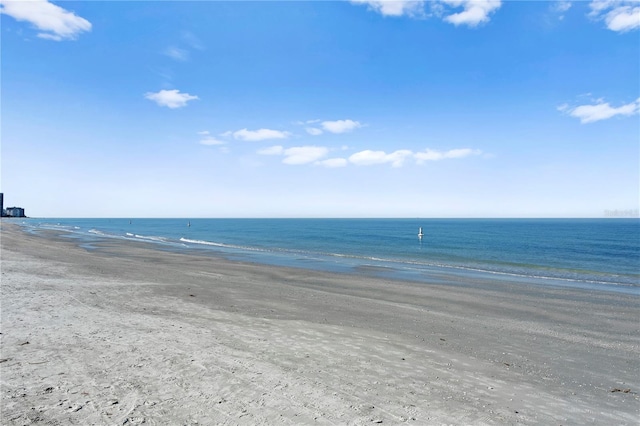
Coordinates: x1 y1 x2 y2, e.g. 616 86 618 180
418 227 424 238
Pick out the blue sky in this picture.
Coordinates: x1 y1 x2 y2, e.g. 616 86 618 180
1 0 638 218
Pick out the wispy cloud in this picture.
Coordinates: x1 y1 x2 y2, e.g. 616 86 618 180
440 0 502 27
197 131 226 146
351 0 501 27
257 145 330 165
199 136 226 146
162 31 204 62
414 148 482 163
144 89 199 109
295 118 362 135
260 145 483 168
349 148 481 167
559 97 640 123
233 128 291 142
181 31 205 50
349 0 426 17
257 145 284 155
321 119 362 134
293 119 321 125
589 0 640 32
551 1 572 20
349 149 414 167
164 46 189 61
0 0 91 41
316 158 349 168
282 146 329 165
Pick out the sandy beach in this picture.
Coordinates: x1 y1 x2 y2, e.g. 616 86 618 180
1 222 638 425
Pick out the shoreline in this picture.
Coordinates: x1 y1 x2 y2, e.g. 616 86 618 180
19 219 640 295
2 222 639 424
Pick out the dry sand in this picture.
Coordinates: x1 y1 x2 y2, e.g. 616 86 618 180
1 222 638 425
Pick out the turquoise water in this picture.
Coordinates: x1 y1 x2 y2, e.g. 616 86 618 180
20 218 640 294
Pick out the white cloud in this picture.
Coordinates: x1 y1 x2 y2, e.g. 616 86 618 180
606 5 640 31
220 131 233 138
0 0 91 41
321 119 362 134
199 136 226 146
551 1 572 20
446 148 482 158
162 32 203 63
348 150 382 166
259 144 482 168
258 145 329 165
349 148 481 167
589 1 640 32
198 130 226 146
553 1 572 13
295 119 321 125
257 145 284 155
349 149 414 167
182 31 205 50
282 146 329 165
296 119 360 134
350 0 426 17
441 0 502 27
164 46 189 61
350 0 502 26
316 158 348 168
144 89 199 109
560 98 640 123
414 148 482 163
233 128 291 142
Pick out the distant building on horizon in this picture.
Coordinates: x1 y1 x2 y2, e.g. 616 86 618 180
1 193 26 217
5 207 26 217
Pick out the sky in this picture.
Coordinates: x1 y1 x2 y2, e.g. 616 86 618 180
1 0 639 218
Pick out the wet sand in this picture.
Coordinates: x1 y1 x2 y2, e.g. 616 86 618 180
1 222 638 425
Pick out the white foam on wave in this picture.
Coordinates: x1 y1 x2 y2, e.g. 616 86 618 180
179 237 268 253
39 223 76 232
180 237 226 247
134 234 167 242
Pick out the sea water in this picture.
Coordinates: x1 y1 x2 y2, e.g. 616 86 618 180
19 218 640 294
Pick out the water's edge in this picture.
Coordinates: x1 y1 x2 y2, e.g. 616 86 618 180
17 218 640 296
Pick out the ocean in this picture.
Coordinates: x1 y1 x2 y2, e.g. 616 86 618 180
19 218 640 295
